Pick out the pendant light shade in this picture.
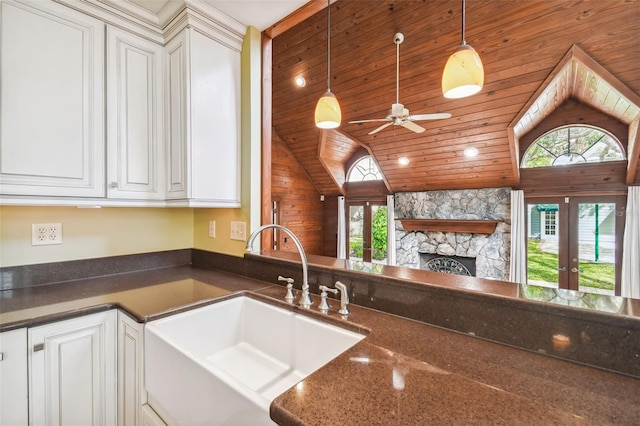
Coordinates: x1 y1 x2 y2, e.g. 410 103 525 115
442 0 484 99
315 90 342 129
315 0 341 128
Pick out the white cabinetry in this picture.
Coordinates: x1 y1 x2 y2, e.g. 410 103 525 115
165 28 241 207
141 404 168 426
0 0 105 197
0 0 243 207
0 328 28 425
29 310 117 426
118 311 146 426
107 26 165 200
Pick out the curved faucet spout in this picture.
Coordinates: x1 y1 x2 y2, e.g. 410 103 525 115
245 224 312 308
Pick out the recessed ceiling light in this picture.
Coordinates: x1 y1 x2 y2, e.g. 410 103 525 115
464 147 479 157
294 75 306 87
398 157 410 165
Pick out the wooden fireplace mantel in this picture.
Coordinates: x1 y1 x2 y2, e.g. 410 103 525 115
397 219 499 234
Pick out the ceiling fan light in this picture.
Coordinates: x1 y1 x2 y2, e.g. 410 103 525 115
315 90 342 129
442 44 484 99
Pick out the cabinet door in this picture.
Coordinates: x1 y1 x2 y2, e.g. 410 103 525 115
165 29 241 207
0 0 105 197
107 26 165 200
29 311 117 426
165 31 189 199
0 328 28 426
118 311 146 426
189 30 241 205
141 404 167 426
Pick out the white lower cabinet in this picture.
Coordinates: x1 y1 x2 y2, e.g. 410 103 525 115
1 309 164 426
0 328 29 425
28 310 117 426
118 311 147 426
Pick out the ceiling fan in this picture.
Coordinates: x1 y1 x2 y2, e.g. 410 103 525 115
349 33 451 135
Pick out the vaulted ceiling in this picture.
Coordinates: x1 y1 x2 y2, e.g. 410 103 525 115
270 0 640 196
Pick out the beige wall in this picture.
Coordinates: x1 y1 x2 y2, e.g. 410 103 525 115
0 206 194 267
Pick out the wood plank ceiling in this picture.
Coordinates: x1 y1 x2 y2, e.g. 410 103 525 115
271 0 640 196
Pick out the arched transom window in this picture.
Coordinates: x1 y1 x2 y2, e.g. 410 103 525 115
521 125 624 168
347 156 382 182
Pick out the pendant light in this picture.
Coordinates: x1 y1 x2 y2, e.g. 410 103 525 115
442 0 484 99
315 0 341 129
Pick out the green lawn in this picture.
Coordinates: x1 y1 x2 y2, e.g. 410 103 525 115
527 239 614 291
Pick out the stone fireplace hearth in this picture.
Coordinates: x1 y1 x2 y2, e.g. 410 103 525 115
395 188 511 280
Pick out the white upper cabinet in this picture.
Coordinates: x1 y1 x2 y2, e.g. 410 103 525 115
0 0 244 207
107 26 165 200
0 0 105 197
165 28 242 207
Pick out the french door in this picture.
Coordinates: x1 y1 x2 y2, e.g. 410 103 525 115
346 200 387 263
526 195 625 295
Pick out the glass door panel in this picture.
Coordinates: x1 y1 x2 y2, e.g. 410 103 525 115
526 196 623 295
348 205 364 261
526 202 561 288
370 205 388 264
575 202 616 295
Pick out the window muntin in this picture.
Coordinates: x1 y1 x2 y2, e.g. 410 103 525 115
521 126 624 168
347 156 382 182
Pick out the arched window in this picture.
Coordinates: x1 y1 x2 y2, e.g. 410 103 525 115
347 156 382 182
521 125 624 168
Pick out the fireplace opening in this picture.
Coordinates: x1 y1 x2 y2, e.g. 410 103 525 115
420 254 476 276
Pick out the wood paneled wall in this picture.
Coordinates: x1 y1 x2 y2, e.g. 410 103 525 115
519 161 627 197
272 0 640 195
272 133 324 255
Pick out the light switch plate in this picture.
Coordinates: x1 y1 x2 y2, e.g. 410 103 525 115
230 221 246 241
209 221 216 238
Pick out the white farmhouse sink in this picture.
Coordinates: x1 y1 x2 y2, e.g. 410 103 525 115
145 295 365 425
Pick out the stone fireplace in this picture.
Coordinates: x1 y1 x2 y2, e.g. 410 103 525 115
395 188 511 280
421 254 476 276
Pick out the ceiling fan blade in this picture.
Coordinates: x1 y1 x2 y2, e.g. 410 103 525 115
349 118 391 124
401 120 425 133
408 112 452 121
369 122 394 135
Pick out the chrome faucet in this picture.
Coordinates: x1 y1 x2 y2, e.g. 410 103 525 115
334 281 350 315
245 224 313 308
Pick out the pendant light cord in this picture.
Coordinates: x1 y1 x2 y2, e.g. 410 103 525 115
327 0 331 91
461 0 467 45
396 39 400 105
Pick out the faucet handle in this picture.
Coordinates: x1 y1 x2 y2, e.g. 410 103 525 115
318 285 338 312
278 276 295 303
334 281 350 316
278 275 294 284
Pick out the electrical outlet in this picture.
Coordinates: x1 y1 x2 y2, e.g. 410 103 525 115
32 223 62 246
209 221 216 238
230 221 246 241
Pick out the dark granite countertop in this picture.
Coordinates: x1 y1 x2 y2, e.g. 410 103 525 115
0 266 272 330
1 265 639 424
